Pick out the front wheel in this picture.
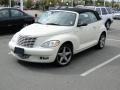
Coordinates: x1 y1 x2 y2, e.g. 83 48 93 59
96 34 106 49
55 44 73 66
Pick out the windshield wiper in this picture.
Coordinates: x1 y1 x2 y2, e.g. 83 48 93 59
46 23 60 25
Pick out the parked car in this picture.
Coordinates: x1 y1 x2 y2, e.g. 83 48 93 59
75 5 84 8
0 7 34 33
13 5 20 9
49 6 66 10
13 5 27 10
9 8 107 66
95 7 113 30
113 10 120 19
84 6 114 30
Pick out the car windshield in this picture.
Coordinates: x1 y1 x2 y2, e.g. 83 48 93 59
37 11 76 26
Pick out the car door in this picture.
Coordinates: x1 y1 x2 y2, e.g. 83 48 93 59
0 9 11 31
10 9 25 29
75 12 99 50
88 12 101 40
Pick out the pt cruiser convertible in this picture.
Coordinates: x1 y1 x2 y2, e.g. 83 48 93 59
9 8 107 66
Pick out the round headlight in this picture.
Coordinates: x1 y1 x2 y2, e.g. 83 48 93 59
41 40 60 48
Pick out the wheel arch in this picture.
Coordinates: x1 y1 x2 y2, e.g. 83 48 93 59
101 31 106 37
105 19 112 24
48 34 79 54
60 41 74 52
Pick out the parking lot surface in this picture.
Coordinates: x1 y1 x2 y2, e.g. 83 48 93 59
0 20 120 90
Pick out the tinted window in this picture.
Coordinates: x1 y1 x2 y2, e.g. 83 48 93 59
11 9 23 17
101 8 108 15
0 9 9 18
78 12 97 25
106 8 112 14
96 8 101 15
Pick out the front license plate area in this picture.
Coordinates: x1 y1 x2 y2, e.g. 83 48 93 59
14 47 24 55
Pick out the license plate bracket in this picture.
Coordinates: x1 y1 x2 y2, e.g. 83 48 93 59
14 47 24 55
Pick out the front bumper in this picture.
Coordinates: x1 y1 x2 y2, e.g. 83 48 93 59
9 42 58 63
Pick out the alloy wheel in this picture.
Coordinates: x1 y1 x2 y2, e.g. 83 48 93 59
96 34 106 49
100 36 106 48
56 45 72 66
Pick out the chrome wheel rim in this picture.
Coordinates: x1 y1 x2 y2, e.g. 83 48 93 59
57 47 72 65
100 36 106 48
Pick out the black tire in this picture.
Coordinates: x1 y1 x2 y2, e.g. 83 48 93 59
105 21 111 30
96 33 106 49
55 44 73 66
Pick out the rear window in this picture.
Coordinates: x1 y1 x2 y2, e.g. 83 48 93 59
101 8 108 15
96 8 101 15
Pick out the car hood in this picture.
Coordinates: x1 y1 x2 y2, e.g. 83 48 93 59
19 23 74 37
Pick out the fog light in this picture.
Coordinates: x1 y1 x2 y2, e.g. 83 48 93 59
17 54 30 59
40 57 49 60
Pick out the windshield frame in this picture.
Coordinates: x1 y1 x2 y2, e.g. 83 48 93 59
37 10 78 27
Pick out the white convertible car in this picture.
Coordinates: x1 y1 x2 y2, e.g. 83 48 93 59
9 8 107 66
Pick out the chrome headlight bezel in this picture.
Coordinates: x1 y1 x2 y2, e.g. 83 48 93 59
41 40 60 48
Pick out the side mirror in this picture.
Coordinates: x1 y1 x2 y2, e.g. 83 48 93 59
77 23 88 27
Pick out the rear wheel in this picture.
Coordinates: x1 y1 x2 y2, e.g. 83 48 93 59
105 21 111 30
55 44 73 66
96 33 106 49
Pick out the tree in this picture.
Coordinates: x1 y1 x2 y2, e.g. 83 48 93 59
84 0 93 5
35 1 40 9
25 0 33 9
43 0 61 6
112 0 115 8
0 0 9 6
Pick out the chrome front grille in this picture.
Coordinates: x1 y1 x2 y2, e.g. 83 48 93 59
17 36 36 48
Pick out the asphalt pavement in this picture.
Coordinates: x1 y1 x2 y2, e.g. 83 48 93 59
0 20 120 90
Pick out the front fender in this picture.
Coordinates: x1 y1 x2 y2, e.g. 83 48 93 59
46 33 79 53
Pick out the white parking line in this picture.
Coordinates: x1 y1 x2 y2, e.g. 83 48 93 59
107 39 120 42
80 54 120 77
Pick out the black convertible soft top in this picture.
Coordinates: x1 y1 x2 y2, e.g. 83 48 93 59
56 8 101 20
